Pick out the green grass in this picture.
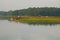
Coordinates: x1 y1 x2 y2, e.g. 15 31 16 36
15 16 60 24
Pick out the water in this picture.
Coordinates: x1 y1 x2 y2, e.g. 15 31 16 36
0 20 60 40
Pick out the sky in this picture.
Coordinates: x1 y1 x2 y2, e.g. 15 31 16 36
0 0 60 11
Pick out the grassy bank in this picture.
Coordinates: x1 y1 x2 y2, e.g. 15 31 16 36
15 16 60 24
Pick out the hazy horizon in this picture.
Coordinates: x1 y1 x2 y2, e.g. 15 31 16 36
0 0 60 11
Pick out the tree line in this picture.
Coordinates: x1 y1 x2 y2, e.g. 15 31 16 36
0 7 60 16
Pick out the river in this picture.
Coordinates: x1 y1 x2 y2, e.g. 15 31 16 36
0 20 60 40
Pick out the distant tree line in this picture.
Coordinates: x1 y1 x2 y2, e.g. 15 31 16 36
0 7 60 16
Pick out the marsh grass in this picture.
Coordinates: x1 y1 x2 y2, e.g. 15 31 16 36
15 16 60 24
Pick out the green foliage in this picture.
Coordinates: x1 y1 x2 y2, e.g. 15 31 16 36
8 7 60 16
0 7 60 16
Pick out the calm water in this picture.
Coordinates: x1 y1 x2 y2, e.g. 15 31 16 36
0 20 60 40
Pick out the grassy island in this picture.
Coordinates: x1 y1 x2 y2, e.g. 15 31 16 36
14 16 60 24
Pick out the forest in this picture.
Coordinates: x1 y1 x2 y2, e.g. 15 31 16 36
0 7 60 16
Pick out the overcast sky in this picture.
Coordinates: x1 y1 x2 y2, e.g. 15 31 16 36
0 0 60 11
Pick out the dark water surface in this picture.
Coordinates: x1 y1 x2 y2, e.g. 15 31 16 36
0 20 60 40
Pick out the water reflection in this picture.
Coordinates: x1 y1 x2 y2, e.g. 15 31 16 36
0 20 60 40
14 21 60 25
